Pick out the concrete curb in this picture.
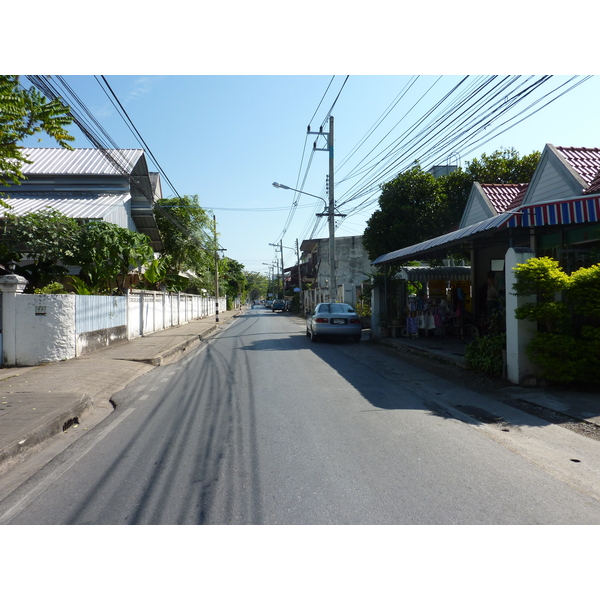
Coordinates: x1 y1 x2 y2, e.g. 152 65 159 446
0 311 242 474
0 393 95 473
372 336 467 369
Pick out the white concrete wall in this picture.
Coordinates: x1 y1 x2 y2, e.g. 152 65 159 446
15 294 76 365
2 290 227 367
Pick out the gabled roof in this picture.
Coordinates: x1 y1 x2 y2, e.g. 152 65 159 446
371 144 600 267
555 146 600 189
460 182 528 228
4 148 163 251
584 172 600 194
481 183 528 213
19 148 145 176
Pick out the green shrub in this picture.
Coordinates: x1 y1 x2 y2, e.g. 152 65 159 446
465 333 506 378
512 257 600 385
34 282 67 294
526 333 581 383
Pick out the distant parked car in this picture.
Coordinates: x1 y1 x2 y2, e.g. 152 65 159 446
272 299 286 312
265 300 273 308
306 303 362 343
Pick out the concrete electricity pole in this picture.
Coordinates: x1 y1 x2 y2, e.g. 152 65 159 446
214 214 219 322
280 239 284 297
327 116 336 301
309 116 344 302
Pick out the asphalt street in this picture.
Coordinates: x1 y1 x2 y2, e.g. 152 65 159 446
2 306 600 524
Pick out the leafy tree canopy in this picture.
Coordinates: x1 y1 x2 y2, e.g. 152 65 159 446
0 75 74 188
154 195 215 279
75 220 154 294
244 271 269 300
4 210 155 293
220 257 247 305
363 147 541 261
6 208 80 289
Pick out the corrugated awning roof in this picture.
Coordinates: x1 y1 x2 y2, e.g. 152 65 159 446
372 212 511 266
371 193 600 267
396 266 471 282
0 192 130 220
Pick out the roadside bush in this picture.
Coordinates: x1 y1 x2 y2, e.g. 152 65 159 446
34 282 67 294
512 257 600 386
465 333 506 378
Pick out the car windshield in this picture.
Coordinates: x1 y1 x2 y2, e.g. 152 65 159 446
317 303 355 314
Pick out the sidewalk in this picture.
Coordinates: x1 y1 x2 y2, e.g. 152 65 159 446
1 308 599 476
0 308 244 473
374 331 600 427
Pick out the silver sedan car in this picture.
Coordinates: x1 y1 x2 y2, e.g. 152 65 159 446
306 302 362 343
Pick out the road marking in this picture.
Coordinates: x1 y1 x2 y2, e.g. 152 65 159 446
0 407 136 525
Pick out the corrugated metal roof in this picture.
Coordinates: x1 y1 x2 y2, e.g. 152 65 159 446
0 192 129 220
371 212 511 266
20 148 144 176
396 266 471 282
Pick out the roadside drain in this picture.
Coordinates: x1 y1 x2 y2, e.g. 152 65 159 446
62 417 80 432
455 405 505 425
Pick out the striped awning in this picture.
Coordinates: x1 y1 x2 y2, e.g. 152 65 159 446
396 266 471 282
372 193 600 267
506 194 600 227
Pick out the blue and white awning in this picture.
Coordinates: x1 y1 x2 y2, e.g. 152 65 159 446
372 193 600 266
506 194 600 227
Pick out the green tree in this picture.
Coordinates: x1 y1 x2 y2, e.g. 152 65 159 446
0 76 74 189
464 148 541 184
363 164 444 261
74 221 154 294
220 257 247 308
5 208 80 289
245 271 269 300
363 148 541 261
154 195 215 286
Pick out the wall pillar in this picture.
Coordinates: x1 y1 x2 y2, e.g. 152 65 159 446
505 247 539 385
371 284 384 339
0 274 28 366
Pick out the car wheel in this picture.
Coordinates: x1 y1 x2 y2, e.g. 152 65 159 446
306 328 311 337
310 328 318 343
353 335 361 343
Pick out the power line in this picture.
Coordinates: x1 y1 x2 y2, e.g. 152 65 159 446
96 76 183 199
25 75 216 251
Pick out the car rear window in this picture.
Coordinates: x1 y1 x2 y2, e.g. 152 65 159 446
318 304 355 313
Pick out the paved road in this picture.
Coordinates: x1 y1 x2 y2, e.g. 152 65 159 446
2 306 600 524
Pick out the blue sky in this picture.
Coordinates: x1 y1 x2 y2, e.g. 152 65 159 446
20 74 599 274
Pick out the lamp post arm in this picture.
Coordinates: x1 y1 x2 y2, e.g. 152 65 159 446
272 182 327 209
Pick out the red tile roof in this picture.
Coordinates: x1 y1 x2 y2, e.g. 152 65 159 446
480 183 529 213
584 171 600 194
555 146 600 188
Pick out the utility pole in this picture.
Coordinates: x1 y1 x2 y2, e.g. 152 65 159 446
280 239 284 298
309 116 343 302
296 238 303 314
214 214 219 322
327 116 336 302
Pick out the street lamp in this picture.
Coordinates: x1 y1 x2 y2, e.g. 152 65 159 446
272 182 344 302
272 182 327 209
